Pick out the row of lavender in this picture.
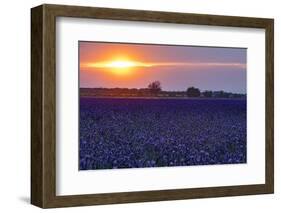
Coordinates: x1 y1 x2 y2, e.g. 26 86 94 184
79 98 246 170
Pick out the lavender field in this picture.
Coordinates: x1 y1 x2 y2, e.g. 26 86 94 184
79 98 246 170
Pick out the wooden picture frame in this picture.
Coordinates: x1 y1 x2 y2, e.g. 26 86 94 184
31 4 274 208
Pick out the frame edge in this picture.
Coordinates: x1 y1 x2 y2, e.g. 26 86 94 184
265 19 274 194
31 5 44 208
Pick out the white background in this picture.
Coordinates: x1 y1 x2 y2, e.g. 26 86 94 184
57 18 265 195
0 0 279 212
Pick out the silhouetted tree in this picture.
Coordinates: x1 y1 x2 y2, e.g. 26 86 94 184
148 81 161 94
202 90 213 98
186 87 200 97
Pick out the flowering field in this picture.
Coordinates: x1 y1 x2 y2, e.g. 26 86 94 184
79 97 246 170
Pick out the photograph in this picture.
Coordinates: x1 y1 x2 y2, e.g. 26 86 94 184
30 4 274 208
79 41 247 170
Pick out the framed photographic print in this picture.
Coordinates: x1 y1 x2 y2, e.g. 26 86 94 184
31 4 274 208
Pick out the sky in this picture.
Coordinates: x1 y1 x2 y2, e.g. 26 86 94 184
79 41 247 93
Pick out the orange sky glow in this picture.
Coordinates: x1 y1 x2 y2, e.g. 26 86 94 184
79 42 247 93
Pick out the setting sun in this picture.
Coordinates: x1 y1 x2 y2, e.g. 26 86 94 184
105 60 138 69
82 60 151 69
81 59 153 75
106 60 136 75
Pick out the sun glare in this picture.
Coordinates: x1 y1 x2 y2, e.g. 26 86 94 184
81 58 246 76
105 60 137 75
82 59 153 75
105 61 137 69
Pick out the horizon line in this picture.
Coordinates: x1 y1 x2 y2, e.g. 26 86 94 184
80 87 246 94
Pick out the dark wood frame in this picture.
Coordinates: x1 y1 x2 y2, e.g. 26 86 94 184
31 4 274 208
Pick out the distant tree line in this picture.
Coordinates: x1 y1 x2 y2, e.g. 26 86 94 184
80 81 246 98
